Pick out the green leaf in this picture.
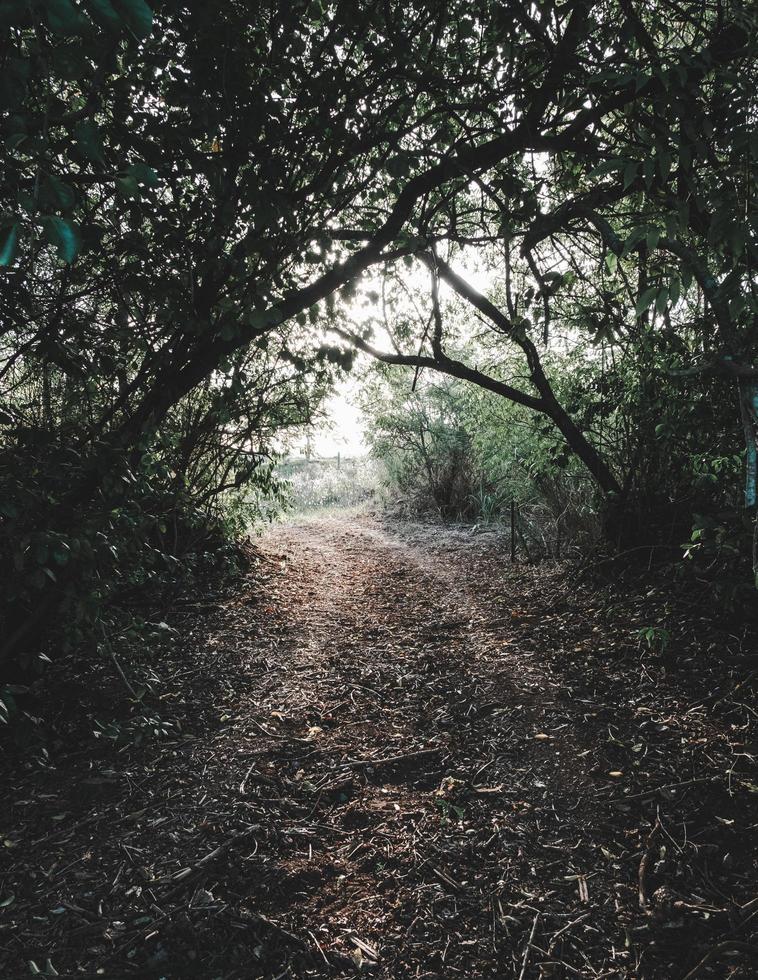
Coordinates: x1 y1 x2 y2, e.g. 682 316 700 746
126 161 159 187
657 151 673 182
645 228 660 252
728 227 745 259
42 217 80 263
622 226 647 257
5 132 28 152
74 120 105 164
622 159 639 190
0 225 18 266
112 0 153 38
0 497 18 517
635 286 657 317
44 0 88 35
655 286 669 314
45 175 76 211
51 43 90 80
116 175 139 197
642 156 655 190
588 158 623 179
677 199 689 229
219 321 239 341
84 0 122 31
33 543 48 564
664 211 678 237
0 56 31 108
52 544 70 565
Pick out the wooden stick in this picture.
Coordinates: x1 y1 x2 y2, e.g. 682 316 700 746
603 775 719 804
638 816 662 908
518 912 540 980
329 746 441 772
548 912 591 952
680 941 758 980
511 499 516 562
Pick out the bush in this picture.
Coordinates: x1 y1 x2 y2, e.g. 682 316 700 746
278 456 379 513
0 434 250 693
360 363 601 553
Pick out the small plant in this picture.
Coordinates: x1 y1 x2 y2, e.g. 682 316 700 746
93 713 176 748
0 684 28 725
468 484 507 524
278 456 379 514
638 626 671 655
434 798 465 823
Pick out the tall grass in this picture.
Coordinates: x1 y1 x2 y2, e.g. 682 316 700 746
278 456 380 515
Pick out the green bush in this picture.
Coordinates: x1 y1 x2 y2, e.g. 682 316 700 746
278 456 379 514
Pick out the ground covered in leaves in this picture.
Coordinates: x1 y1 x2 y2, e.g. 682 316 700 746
1 515 757 979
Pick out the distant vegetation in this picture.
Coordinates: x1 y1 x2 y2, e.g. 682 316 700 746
278 456 380 515
360 366 601 557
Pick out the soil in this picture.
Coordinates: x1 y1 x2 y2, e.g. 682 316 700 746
1 514 757 979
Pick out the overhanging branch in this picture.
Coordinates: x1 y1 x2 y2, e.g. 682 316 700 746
329 324 545 413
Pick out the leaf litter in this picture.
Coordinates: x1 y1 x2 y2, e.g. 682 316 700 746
0 515 756 978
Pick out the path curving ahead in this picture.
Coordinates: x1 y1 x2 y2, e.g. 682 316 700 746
2 516 754 979
237 515 605 977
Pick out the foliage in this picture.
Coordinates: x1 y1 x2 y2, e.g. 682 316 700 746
0 328 326 689
361 368 477 520
362 359 601 554
361 277 753 565
278 456 379 514
1 0 757 688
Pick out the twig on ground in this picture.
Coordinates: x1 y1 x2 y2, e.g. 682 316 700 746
639 815 662 909
548 912 592 952
327 746 442 772
518 912 540 980
680 941 758 980
604 776 720 804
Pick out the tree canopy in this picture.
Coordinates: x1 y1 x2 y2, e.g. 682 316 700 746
4 0 754 433
1 0 756 674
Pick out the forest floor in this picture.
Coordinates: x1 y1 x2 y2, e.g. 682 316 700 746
1 514 758 979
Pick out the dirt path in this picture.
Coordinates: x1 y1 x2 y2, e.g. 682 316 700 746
249 519 595 970
1 516 756 979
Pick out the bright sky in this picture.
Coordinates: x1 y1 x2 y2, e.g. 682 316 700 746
311 380 367 457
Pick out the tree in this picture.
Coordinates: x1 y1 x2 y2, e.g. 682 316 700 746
1 0 755 674
322 0 755 540
7 0 751 463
